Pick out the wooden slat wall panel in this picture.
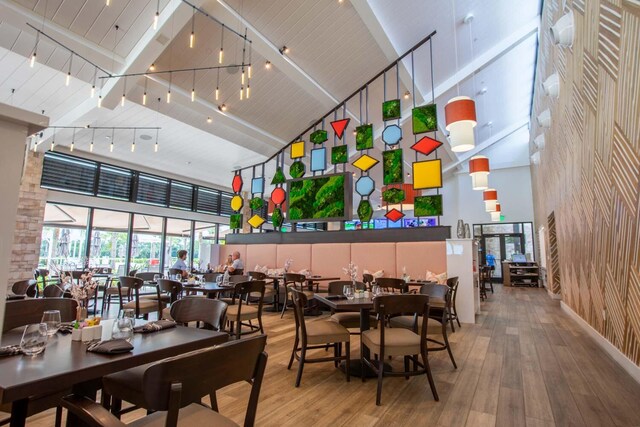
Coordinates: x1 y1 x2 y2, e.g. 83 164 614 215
530 0 640 366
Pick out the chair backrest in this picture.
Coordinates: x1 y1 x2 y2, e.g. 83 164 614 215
168 268 183 276
203 272 221 282
229 268 244 276
42 284 64 298
12 279 36 296
446 276 459 302
284 273 306 291
136 272 158 281
118 276 144 293
170 298 228 331
127 269 139 277
26 281 38 298
71 270 85 280
289 288 309 340
157 279 183 303
373 294 430 351
142 335 268 427
362 273 374 286
328 281 365 296
375 277 408 293
229 274 249 283
3 298 78 333
248 271 267 281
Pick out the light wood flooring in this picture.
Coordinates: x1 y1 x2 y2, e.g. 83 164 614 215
27 285 640 426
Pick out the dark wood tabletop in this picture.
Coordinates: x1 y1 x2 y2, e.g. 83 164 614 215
313 293 375 311
183 281 236 294
0 325 228 406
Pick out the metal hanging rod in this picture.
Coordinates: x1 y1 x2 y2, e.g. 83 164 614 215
99 63 251 79
237 29 437 171
26 23 113 76
48 126 162 130
180 0 252 43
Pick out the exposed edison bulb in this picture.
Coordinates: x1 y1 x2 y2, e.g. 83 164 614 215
106 0 110 5
246 85 250 99
241 70 245 85
149 63 156 71
98 95 103 108
220 104 227 112
265 60 271 69
70 142 74 152
89 141 94 152
110 141 114 152
219 48 224 64
65 72 71 86
153 12 159 30
207 116 212 123
90 85 95 98
166 90 171 103
154 142 158 152
248 65 252 79
142 92 147 105
191 89 195 102
50 140 55 151
30 52 36 68
131 142 135 152
121 94 125 106
190 32 195 48
215 87 219 101
240 86 244 100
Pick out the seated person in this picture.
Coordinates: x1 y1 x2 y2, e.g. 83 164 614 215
172 250 189 278
227 251 244 275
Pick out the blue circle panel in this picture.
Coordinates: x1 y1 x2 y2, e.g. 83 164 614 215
382 124 402 146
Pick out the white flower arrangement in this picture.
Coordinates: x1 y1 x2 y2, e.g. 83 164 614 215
284 258 293 272
343 262 358 282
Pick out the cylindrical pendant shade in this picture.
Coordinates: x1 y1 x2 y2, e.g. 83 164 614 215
469 155 490 190
491 203 501 221
483 188 498 212
445 96 477 153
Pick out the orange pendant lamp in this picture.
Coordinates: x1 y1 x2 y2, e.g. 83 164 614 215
483 188 498 212
445 96 477 152
491 203 501 221
468 155 490 190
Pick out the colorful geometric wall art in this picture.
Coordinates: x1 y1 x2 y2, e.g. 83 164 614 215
355 176 375 197
412 159 442 189
330 118 350 139
271 187 286 205
310 129 328 145
271 167 286 185
248 214 265 229
331 145 348 164
355 124 374 150
230 195 244 211
290 140 305 159
232 174 243 193
311 148 326 172
289 161 306 178
287 174 347 221
414 195 443 217
357 200 373 222
382 149 404 185
411 136 442 156
382 99 401 121
251 177 264 194
382 187 405 204
249 197 264 211
385 208 405 222
271 208 283 229
352 154 379 172
382 124 402 146
412 104 438 134
230 214 243 229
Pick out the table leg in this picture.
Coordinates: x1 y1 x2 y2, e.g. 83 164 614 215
65 380 100 427
264 279 280 313
9 399 28 427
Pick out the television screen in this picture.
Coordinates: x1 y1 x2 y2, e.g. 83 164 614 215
286 173 352 222
373 218 387 229
403 218 419 228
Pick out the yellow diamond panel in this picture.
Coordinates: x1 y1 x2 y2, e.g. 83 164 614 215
230 195 244 211
412 159 442 189
290 140 305 159
352 154 379 172
248 215 266 228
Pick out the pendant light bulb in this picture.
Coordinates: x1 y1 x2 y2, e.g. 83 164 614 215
190 32 195 48
191 89 195 102
110 141 114 152
248 65 252 79
166 90 171 103
219 48 224 64
106 0 110 5
240 86 244 100
265 60 271 70
30 52 36 68
143 92 147 105
98 95 103 108
70 141 74 152
50 140 55 151
121 94 125 106
90 85 95 98
131 142 135 153
154 141 158 152
215 87 219 100
153 12 159 30
246 85 250 99
149 63 156 71
65 72 71 86
89 141 94 152
241 70 245 85
207 116 212 123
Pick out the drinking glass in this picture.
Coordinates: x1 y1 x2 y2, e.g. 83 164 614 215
41 310 61 336
20 323 48 356
371 285 381 296
112 309 135 342
343 284 354 300
216 275 223 285
153 274 160 283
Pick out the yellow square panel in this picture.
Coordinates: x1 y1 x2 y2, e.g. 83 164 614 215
290 140 305 159
230 195 244 212
352 154 379 172
412 159 442 189
248 215 266 228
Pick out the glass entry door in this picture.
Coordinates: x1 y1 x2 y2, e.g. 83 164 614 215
480 234 525 281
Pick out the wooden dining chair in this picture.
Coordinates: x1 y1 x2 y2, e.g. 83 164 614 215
226 280 266 340
11 279 35 296
118 276 164 320
375 277 409 294
288 289 350 387
135 272 159 282
248 271 275 302
170 298 228 331
446 276 461 330
74 336 267 427
203 272 221 282
42 284 64 298
281 273 313 318
362 273 374 290
391 283 457 368
361 294 438 405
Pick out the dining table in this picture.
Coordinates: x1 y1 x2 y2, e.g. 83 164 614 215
0 321 227 427
270 276 340 315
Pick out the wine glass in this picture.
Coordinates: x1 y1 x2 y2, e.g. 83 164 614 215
20 323 48 356
216 275 223 285
371 285 381 296
153 274 160 283
112 309 135 342
344 285 354 300
41 310 61 336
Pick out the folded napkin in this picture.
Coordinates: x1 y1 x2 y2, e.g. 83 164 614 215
0 345 23 357
133 319 177 334
57 323 75 335
86 339 133 354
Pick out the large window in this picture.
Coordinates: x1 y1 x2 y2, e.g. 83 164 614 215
164 218 192 272
193 222 217 271
132 214 163 273
89 209 130 275
39 204 89 269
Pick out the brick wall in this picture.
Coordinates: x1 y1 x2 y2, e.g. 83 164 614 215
7 151 47 288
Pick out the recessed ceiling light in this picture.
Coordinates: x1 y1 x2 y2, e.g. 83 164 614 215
463 13 474 24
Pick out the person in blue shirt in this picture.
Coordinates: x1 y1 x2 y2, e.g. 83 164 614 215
172 250 189 277
486 251 496 270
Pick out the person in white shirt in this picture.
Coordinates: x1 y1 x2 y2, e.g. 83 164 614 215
172 250 189 277
227 251 244 275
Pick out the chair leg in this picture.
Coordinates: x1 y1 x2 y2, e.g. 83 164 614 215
490 282 494 293
295 347 306 387
404 356 410 380
360 340 366 382
448 309 456 333
442 321 457 369
280 292 289 318
54 406 62 427
257 315 264 334
334 343 339 367
422 348 439 401
454 306 461 328
209 391 218 411
376 350 385 406
288 336 298 370
345 342 350 383
111 397 123 418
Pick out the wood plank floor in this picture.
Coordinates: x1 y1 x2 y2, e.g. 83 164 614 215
26 285 640 426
